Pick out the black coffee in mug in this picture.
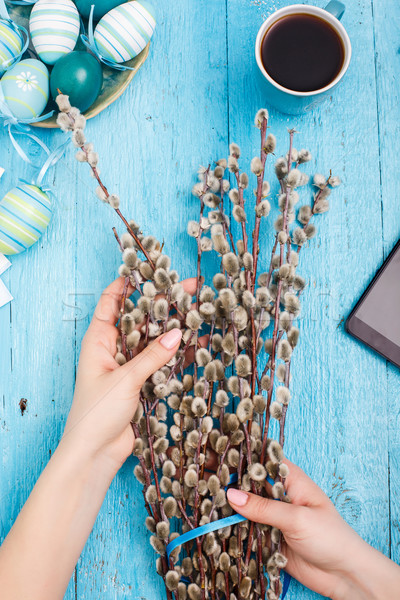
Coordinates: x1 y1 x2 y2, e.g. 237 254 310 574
261 13 345 93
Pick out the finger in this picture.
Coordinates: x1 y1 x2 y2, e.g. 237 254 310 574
90 277 196 337
80 278 133 366
281 459 329 507
227 488 301 532
204 448 219 472
118 328 182 389
183 333 209 366
182 277 198 296
87 277 133 337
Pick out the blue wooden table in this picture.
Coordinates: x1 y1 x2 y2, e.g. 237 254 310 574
1 1 400 598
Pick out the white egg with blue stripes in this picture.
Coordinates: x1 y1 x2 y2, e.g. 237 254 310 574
0 19 24 77
0 183 52 256
29 0 80 65
0 58 49 120
94 1 156 64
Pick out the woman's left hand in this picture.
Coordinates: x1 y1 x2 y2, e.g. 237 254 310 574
63 276 197 471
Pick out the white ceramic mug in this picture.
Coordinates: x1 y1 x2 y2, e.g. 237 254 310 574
255 1 351 114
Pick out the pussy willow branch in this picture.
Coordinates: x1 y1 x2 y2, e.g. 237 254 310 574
260 130 295 465
59 96 340 599
219 177 236 254
252 117 268 291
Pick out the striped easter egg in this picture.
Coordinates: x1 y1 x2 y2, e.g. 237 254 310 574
94 1 156 64
29 0 80 65
0 184 52 255
0 19 24 77
1 58 49 119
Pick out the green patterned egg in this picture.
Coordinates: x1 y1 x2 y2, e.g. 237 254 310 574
0 19 24 77
94 1 156 64
29 0 80 65
0 183 52 255
0 58 49 120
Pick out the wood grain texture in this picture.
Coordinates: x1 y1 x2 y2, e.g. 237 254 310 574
1 1 400 599
372 0 400 564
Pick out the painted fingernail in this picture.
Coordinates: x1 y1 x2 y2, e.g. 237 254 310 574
227 488 249 507
160 328 182 350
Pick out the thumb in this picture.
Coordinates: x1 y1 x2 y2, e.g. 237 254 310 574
227 488 299 532
118 328 182 388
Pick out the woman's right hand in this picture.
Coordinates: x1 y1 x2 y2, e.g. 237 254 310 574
227 460 400 600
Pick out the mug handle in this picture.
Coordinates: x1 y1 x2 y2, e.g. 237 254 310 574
324 0 345 20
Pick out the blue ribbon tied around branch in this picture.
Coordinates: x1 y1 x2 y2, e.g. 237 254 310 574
81 4 137 72
165 472 292 598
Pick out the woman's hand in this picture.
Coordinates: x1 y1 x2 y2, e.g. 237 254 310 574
227 460 400 600
63 276 198 472
0 277 196 600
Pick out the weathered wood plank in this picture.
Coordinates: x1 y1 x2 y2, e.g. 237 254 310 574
225 1 388 598
1 1 399 599
0 130 78 600
74 1 228 597
371 0 400 565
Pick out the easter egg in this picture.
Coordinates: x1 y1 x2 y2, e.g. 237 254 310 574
0 184 52 255
0 19 24 77
94 1 156 64
29 0 80 65
1 58 49 120
75 0 122 21
50 51 103 113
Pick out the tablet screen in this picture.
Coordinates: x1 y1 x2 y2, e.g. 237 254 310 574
346 241 400 367
356 248 400 346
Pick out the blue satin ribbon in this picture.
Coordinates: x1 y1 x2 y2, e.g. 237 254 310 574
16 137 70 196
166 512 247 560
0 0 9 18
282 572 291 598
16 139 69 204
165 473 274 559
80 4 137 71
34 138 69 188
165 471 292 598
0 83 55 167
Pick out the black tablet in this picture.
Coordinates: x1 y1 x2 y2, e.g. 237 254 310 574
346 239 400 368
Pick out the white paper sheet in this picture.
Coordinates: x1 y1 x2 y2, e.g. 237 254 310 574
0 278 13 308
0 252 12 307
0 253 11 276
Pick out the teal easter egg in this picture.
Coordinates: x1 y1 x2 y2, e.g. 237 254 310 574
0 19 24 77
75 0 122 21
29 0 80 65
94 1 156 64
1 58 49 120
50 51 103 113
0 183 52 255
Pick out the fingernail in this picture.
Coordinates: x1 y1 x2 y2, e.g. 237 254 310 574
160 328 182 350
227 488 249 507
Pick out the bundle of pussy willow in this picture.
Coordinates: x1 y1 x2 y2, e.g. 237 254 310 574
57 97 340 600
